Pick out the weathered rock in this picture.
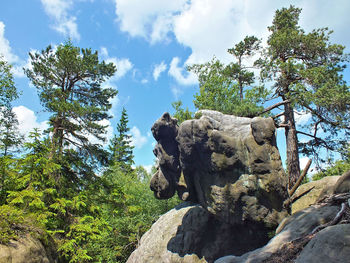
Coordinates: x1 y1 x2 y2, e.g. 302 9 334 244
333 170 350 194
291 176 340 214
0 234 57 263
215 205 340 263
295 224 350 263
151 110 288 228
127 203 271 263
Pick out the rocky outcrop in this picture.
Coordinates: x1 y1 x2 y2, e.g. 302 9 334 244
0 234 57 263
132 111 350 263
215 203 346 263
131 111 289 263
127 203 273 263
151 110 288 228
291 176 340 213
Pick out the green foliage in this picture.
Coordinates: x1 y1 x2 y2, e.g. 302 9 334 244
109 108 134 172
258 5 350 165
188 41 269 117
89 165 180 262
0 57 18 108
24 40 117 164
171 100 194 124
0 57 22 156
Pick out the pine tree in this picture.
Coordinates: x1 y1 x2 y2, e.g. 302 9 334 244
188 36 269 117
257 6 350 188
0 57 22 156
24 40 117 187
109 108 134 172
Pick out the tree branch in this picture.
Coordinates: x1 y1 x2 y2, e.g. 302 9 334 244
258 100 290 115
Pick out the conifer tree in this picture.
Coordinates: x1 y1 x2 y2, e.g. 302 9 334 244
0 57 22 156
24 41 117 187
188 36 269 117
109 107 134 171
257 6 350 188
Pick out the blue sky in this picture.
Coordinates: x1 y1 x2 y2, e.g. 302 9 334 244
1 0 350 172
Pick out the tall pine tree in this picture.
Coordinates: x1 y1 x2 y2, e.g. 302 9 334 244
257 6 350 188
109 107 134 172
24 41 117 188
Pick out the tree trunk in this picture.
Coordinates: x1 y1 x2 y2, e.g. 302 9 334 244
284 101 301 189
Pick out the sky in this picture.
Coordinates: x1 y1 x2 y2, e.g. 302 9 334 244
0 0 350 173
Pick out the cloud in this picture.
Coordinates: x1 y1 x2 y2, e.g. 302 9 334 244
114 0 350 64
153 61 167 81
12 106 49 137
0 22 19 64
114 0 188 43
130 126 148 149
105 57 133 80
41 0 80 40
142 164 153 174
294 110 312 126
100 46 109 57
168 57 197 85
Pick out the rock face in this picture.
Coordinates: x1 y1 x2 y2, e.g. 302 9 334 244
291 176 340 213
127 203 272 263
132 111 289 263
129 111 350 263
151 110 288 227
215 204 342 263
0 234 57 263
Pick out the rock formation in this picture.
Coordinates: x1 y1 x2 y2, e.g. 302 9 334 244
0 233 58 263
151 110 289 227
128 111 350 263
129 111 289 263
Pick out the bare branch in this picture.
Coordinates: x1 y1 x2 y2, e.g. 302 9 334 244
258 100 290 115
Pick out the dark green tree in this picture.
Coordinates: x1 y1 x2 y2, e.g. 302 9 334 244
257 6 350 188
109 107 134 172
24 41 117 186
188 36 269 117
0 57 22 156
171 100 193 124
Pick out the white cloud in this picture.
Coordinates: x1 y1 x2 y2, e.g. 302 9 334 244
294 110 312 126
171 85 183 99
143 164 153 174
0 22 19 64
130 126 148 149
106 57 133 80
114 0 188 43
114 0 350 64
153 61 167 81
13 106 49 137
100 46 109 57
168 57 197 85
41 0 80 40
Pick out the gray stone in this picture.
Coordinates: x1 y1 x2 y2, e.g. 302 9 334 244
151 110 288 228
291 176 340 214
333 170 350 194
127 203 271 263
214 205 339 263
0 234 57 263
295 224 350 263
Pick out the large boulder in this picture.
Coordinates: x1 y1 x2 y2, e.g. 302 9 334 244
215 204 340 263
291 176 340 214
0 234 57 263
295 224 350 263
127 203 272 263
150 110 288 228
